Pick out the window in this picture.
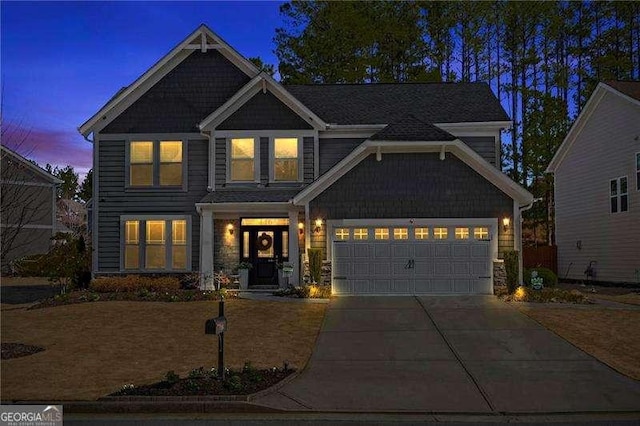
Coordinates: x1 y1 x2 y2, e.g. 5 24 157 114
455 227 470 239
393 228 408 240
122 217 189 271
474 227 489 240
353 228 368 240
242 232 250 258
335 228 350 240
273 138 300 181
636 153 639 191
374 228 389 240
282 231 289 258
610 177 628 213
414 228 429 239
433 227 448 240
230 138 255 181
129 140 183 187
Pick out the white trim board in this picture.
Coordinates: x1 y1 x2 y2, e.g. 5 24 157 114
293 139 533 206
78 24 260 137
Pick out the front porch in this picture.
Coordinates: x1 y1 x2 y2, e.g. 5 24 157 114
196 202 308 290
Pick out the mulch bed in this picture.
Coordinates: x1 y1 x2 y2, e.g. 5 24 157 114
29 289 235 310
109 367 294 397
2 343 45 359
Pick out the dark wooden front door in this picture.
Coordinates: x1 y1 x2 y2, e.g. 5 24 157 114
241 226 289 287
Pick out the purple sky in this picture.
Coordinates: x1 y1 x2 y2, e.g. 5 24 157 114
1 1 284 177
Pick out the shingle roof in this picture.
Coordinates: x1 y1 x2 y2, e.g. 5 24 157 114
370 114 457 141
605 81 640 101
199 189 300 203
285 82 509 125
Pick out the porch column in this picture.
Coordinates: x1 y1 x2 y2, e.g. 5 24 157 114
200 208 215 290
288 209 300 285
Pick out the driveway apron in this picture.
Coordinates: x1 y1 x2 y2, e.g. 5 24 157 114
254 296 640 413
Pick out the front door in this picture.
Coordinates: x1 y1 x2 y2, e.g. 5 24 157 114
241 226 290 286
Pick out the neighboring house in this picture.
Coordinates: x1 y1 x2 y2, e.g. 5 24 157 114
0 145 61 269
56 198 88 235
78 25 532 294
547 81 640 284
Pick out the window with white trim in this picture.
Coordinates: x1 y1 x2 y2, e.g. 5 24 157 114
433 227 448 240
273 137 300 181
229 138 256 181
353 228 368 240
122 217 189 271
335 228 350 240
374 228 389 240
610 177 628 213
455 227 470 239
414 228 429 239
129 140 183 187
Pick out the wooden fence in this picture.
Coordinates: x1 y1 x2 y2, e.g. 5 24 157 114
523 245 558 274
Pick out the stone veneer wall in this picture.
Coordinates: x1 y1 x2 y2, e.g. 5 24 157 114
214 219 240 273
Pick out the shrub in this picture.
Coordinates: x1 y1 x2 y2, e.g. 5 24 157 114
164 370 180 385
90 275 181 293
524 267 558 288
503 250 519 294
307 248 323 284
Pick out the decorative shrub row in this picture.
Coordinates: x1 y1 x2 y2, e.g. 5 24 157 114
90 275 181 293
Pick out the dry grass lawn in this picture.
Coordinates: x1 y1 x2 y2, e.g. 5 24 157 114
589 293 640 306
1 277 51 286
519 306 640 380
1 299 326 401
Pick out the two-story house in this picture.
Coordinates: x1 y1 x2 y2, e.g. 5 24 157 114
79 25 532 295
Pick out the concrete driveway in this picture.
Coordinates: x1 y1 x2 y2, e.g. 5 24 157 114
255 296 640 413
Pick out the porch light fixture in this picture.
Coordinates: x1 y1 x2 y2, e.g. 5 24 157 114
502 217 510 231
314 218 323 233
298 222 304 235
227 223 234 235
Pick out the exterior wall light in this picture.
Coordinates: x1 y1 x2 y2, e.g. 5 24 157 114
314 218 323 233
227 223 234 235
502 217 510 231
298 222 304 235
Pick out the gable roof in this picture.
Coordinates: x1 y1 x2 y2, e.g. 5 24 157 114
285 82 510 125
78 24 260 137
370 114 457 141
0 145 62 184
546 81 640 172
605 81 640 102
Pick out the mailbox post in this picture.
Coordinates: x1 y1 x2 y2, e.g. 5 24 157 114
205 298 227 380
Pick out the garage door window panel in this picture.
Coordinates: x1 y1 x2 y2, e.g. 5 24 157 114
393 228 408 240
353 228 369 240
455 227 470 239
433 227 448 239
374 228 389 240
474 227 489 240
335 228 350 240
414 228 429 239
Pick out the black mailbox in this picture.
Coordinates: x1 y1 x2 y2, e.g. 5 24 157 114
205 316 227 335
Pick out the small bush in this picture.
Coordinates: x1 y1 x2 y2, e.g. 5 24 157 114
224 375 242 392
307 248 323 284
524 267 558 288
164 370 180 384
503 250 519 294
90 275 181 293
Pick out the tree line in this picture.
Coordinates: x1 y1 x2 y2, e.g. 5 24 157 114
273 1 640 244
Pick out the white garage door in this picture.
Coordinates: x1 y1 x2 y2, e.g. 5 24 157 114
331 224 494 295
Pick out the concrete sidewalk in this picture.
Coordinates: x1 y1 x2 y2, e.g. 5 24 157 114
253 296 640 413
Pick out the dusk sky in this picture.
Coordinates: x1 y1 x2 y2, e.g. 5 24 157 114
1 1 284 176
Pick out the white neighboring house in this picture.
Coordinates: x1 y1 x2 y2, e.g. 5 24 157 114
546 81 640 284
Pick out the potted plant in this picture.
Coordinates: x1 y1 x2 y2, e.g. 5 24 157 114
236 262 252 290
277 262 294 288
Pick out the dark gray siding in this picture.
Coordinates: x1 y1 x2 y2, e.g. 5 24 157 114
96 138 209 272
460 136 496 165
214 137 226 188
102 50 250 134
260 137 269 184
310 153 512 220
303 136 314 183
218 92 313 130
319 138 366 175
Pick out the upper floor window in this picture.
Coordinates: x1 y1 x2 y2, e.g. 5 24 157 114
129 140 183 187
229 138 256 182
610 177 628 213
273 137 300 182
